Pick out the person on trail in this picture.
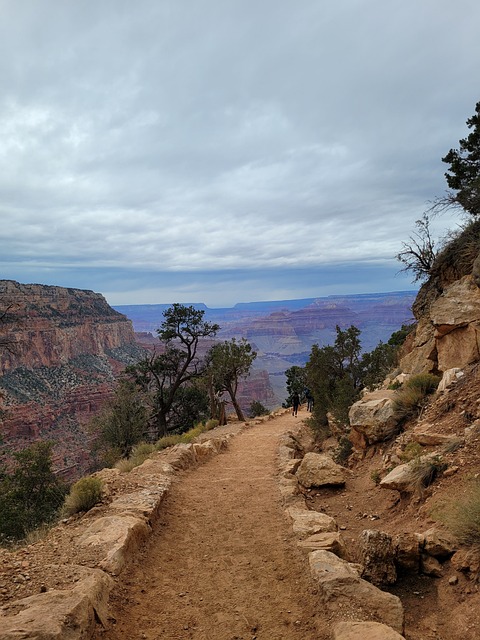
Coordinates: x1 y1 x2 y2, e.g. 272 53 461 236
305 388 314 412
292 392 300 416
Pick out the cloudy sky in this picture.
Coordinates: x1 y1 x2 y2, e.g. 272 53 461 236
1 1 479 307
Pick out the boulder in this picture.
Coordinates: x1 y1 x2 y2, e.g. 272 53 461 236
360 529 397 586
295 452 346 488
78 514 151 575
348 391 398 445
398 317 437 375
420 554 443 577
430 276 480 370
423 527 457 559
394 532 421 573
437 367 464 392
286 507 337 539
379 463 415 493
0 569 113 640
297 532 348 559
333 621 405 639
411 428 464 447
309 550 404 633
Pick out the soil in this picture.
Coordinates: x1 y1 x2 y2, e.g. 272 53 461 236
93 414 330 640
1 377 480 639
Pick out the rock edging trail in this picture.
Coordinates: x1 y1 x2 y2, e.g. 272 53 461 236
96 412 329 640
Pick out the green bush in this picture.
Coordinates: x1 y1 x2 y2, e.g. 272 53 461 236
115 442 156 473
0 442 67 544
440 482 480 548
333 436 353 465
249 401 270 418
405 373 441 394
204 419 219 431
63 476 103 516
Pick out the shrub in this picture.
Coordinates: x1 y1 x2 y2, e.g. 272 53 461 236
63 476 103 516
333 435 353 464
156 434 182 450
440 482 480 548
400 441 424 462
408 455 447 496
0 442 67 544
204 419 219 431
249 401 270 418
115 442 156 473
393 373 441 423
371 469 381 485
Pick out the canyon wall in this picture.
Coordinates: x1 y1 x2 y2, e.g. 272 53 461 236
0 280 144 478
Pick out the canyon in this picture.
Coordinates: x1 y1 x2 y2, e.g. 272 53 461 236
0 281 414 480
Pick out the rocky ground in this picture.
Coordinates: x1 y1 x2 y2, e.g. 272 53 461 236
0 373 479 639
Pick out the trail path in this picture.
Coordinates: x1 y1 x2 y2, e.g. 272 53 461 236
98 413 329 640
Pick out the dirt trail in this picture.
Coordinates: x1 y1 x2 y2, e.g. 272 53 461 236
97 413 330 640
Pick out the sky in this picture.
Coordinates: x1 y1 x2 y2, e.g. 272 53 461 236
1 1 479 308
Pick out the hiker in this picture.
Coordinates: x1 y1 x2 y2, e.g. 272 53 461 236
305 389 314 412
292 392 300 416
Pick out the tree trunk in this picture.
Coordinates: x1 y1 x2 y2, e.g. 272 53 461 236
227 386 245 422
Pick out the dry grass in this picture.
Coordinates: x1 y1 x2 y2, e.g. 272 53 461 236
437 481 480 549
63 476 103 516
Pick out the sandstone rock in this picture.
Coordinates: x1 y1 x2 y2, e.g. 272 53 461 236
411 428 464 447
78 515 151 575
109 479 171 524
420 553 443 577
360 529 397 586
333 621 405 639
165 443 197 470
379 463 414 493
430 276 480 370
308 550 404 633
286 507 337 539
193 440 217 461
394 532 421 573
398 317 436 375
279 458 302 477
297 532 348 559
423 527 457 559
348 391 398 445
0 569 113 639
437 367 464 392
295 452 346 488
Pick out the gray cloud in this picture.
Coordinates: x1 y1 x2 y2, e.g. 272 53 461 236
0 0 478 305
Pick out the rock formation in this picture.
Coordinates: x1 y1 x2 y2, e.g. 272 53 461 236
0 280 144 478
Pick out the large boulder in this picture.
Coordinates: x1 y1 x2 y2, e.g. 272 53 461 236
348 391 398 445
286 507 338 539
423 527 457 559
295 452 346 488
394 532 421 573
360 529 397 586
309 550 404 633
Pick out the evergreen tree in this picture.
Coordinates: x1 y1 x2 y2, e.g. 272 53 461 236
442 100 480 216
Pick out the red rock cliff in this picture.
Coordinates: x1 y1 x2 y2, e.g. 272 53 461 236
0 280 144 478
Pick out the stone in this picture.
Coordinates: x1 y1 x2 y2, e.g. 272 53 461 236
360 530 397 586
309 550 404 633
286 507 337 539
394 533 421 573
295 452 346 488
420 554 443 577
398 317 437 375
297 532 348 559
348 391 398 445
0 569 113 639
78 515 151 575
411 428 464 447
423 527 457 559
430 276 480 370
437 367 464 392
333 621 405 639
379 455 442 494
